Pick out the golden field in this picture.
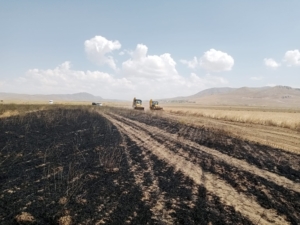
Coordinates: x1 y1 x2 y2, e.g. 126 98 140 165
1 101 299 153
163 104 300 131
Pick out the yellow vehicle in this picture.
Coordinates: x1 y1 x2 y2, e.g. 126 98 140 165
132 97 144 110
149 99 163 110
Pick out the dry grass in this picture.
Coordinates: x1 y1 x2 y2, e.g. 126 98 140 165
0 103 102 118
15 212 35 223
0 104 46 117
58 215 72 225
95 101 300 131
165 107 300 131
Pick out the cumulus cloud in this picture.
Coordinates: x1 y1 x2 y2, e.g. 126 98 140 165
199 49 234 72
1 40 229 99
84 36 121 70
122 44 179 78
5 61 134 96
181 49 234 72
283 49 300 66
264 58 280 69
1 61 228 99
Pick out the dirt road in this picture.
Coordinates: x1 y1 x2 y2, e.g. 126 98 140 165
104 110 300 225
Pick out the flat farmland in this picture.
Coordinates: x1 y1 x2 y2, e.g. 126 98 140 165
0 106 299 224
163 104 300 131
160 104 300 153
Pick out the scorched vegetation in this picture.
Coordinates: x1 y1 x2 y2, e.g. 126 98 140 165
0 106 299 224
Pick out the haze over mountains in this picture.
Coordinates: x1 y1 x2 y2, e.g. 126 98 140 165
161 86 300 107
1 86 300 107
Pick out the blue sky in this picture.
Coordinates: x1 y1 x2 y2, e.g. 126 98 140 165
0 1 299 99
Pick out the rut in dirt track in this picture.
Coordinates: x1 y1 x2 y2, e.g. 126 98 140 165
104 112 298 225
106 118 254 224
115 109 300 180
108 113 300 224
112 113 300 193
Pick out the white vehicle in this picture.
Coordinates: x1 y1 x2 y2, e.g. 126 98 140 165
92 102 102 106
49 100 53 104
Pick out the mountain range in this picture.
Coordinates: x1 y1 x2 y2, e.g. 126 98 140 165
1 86 300 107
160 86 300 107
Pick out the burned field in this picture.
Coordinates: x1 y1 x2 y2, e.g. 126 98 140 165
0 108 148 224
0 107 300 224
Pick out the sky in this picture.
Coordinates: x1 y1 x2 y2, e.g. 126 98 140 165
0 1 299 100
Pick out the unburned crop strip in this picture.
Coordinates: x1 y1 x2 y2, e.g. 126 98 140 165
148 111 299 179
117 121 253 224
105 114 288 225
177 125 300 181
110 114 300 223
111 113 300 194
112 108 300 181
154 139 300 224
147 154 253 225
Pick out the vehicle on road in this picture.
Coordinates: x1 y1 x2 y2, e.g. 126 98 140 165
149 99 163 110
92 102 102 106
132 97 144 110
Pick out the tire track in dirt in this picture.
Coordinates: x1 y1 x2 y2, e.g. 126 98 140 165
123 133 205 224
113 110 300 176
120 134 175 224
166 112 300 154
112 113 300 193
123 112 300 180
105 114 289 225
110 114 300 223
149 138 300 224
173 122 300 175
120 124 253 224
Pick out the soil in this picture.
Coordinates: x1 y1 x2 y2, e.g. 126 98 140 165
165 112 300 154
0 107 299 224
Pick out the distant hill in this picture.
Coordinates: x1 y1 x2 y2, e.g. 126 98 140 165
1 86 300 107
161 86 300 107
0 92 103 102
189 87 235 98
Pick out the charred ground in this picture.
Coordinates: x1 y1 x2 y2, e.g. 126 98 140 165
0 107 299 224
0 108 152 224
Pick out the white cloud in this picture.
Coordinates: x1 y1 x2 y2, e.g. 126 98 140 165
1 61 227 100
264 58 280 69
1 42 229 100
180 57 198 69
200 49 234 72
181 49 234 72
119 51 125 56
250 76 263 81
5 62 134 97
84 36 121 70
283 49 300 66
122 44 178 79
